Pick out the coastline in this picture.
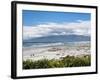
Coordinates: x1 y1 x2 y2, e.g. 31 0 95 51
23 42 90 61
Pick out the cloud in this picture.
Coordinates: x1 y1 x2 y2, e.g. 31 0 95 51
23 20 91 40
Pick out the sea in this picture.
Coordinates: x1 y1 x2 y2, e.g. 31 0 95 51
23 41 90 48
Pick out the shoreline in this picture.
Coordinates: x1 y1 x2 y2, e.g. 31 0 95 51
23 42 90 61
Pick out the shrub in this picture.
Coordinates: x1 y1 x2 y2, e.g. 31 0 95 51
23 55 91 69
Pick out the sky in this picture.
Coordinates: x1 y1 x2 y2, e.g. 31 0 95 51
22 10 91 40
23 10 90 26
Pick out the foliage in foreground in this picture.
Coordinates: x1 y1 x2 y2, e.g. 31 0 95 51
23 55 91 69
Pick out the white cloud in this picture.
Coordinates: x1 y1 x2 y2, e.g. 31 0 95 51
23 20 91 40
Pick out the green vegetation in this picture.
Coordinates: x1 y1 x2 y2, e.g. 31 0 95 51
23 55 91 69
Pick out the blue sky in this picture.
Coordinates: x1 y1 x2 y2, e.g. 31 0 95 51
22 10 91 26
23 10 91 39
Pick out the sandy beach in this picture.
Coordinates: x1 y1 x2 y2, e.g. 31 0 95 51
23 42 90 61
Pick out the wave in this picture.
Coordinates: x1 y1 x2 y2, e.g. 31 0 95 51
23 41 90 48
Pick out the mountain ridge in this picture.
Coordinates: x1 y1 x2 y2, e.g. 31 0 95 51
23 35 90 43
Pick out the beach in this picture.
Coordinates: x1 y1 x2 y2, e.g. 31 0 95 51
23 42 90 61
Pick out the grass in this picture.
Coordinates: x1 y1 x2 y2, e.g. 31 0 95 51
23 55 91 69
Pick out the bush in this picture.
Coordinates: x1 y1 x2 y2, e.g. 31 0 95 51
23 55 91 69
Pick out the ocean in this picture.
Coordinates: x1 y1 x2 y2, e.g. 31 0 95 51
23 41 90 48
